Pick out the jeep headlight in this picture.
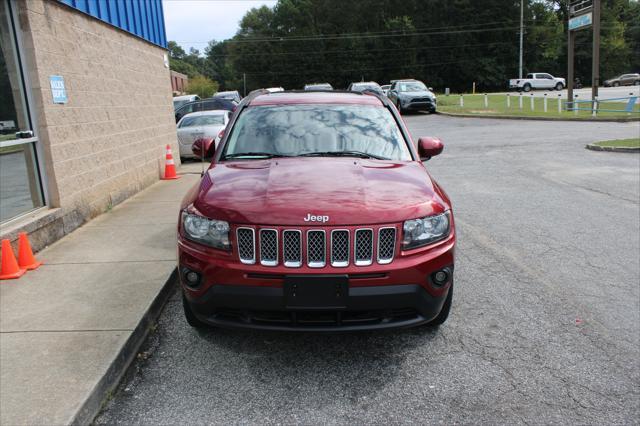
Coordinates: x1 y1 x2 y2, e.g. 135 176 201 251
402 211 450 250
182 212 230 250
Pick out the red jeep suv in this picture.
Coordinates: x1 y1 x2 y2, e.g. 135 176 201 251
178 91 455 331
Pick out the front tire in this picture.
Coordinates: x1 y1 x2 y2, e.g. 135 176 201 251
555 82 564 90
426 284 452 327
523 83 532 92
182 293 209 329
634 81 640 86
613 82 620 87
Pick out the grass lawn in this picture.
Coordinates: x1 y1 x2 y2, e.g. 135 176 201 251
0 134 25 155
437 93 640 120
593 138 640 148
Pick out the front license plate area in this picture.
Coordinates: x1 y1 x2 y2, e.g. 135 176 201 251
284 275 348 309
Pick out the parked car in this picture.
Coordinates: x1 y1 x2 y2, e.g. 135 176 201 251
214 90 242 103
178 90 455 331
175 97 236 123
304 83 333 91
176 110 230 159
387 79 437 113
347 81 384 95
603 73 640 87
381 84 391 96
173 94 200 111
509 73 565 92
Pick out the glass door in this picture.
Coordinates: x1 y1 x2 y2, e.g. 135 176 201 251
0 0 45 223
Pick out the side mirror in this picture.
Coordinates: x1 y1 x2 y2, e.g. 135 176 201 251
192 137 216 160
428 87 434 92
418 137 444 160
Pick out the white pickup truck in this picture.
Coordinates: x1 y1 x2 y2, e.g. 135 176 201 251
509 73 566 92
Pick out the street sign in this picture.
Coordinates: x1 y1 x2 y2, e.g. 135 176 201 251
49 75 67 104
569 12 592 31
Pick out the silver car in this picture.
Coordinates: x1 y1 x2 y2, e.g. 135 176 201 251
176 110 230 159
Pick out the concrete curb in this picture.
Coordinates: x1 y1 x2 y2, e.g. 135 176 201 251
585 144 640 153
71 268 178 425
436 111 640 123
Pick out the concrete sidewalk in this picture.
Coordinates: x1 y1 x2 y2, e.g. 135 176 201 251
0 162 202 425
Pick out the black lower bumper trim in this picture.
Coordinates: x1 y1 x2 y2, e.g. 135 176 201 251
185 283 448 331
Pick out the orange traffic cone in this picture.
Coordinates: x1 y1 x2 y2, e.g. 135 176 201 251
162 144 180 180
17 232 42 270
0 239 25 280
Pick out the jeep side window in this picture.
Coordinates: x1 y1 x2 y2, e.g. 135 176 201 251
526 74 534 79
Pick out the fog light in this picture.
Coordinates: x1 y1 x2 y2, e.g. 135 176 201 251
430 267 451 287
181 267 201 288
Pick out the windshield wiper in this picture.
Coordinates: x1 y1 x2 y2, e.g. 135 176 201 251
298 151 389 160
223 152 291 159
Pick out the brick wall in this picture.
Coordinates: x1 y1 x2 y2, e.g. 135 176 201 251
7 0 179 248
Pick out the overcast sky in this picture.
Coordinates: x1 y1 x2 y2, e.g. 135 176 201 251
163 0 277 53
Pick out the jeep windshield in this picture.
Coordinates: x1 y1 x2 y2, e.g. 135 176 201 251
221 105 412 161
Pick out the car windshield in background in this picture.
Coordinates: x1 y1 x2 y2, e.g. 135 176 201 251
353 84 382 93
306 84 332 90
222 105 411 161
174 100 188 109
179 115 225 128
399 82 427 92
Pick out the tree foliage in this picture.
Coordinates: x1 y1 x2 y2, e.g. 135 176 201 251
186 75 219 98
169 0 639 93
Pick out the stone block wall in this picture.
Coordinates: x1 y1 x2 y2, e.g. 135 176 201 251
2 0 179 249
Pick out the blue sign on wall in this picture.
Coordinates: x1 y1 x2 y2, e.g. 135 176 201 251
49 75 68 104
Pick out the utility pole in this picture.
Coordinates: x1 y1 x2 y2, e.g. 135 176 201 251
591 0 600 100
567 29 575 107
519 0 524 79
243 73 246 97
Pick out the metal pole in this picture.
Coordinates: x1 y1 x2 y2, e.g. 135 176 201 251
243 73 247 97
519 0 524 79
567 30 575 110
592 0 601 102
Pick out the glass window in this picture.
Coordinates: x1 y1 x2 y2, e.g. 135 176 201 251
179 114 225 128
223 105 412 161
398 81 427 92
1 0 44 222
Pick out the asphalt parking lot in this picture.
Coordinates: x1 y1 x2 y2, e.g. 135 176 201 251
96 115 640 425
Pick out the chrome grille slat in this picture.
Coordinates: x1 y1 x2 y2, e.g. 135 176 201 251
377 227 396 264
307 230 326 268
259 229 278 266
354 229 374 266
331 230 349 267
283 230 302 268
236 228 255 264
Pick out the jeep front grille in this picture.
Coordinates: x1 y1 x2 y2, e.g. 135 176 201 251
331 230 349 267
235 226 397 268
282 230 302 267
307 230 326 268
377 227 396 264
354 229 373 266
259 229 278 266
237 228 255 264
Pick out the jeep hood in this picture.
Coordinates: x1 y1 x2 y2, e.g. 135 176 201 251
191 158 447 226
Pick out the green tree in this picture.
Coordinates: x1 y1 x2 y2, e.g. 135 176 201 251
186 75 219 98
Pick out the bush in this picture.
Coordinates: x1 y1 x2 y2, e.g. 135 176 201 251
187 75 219 98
